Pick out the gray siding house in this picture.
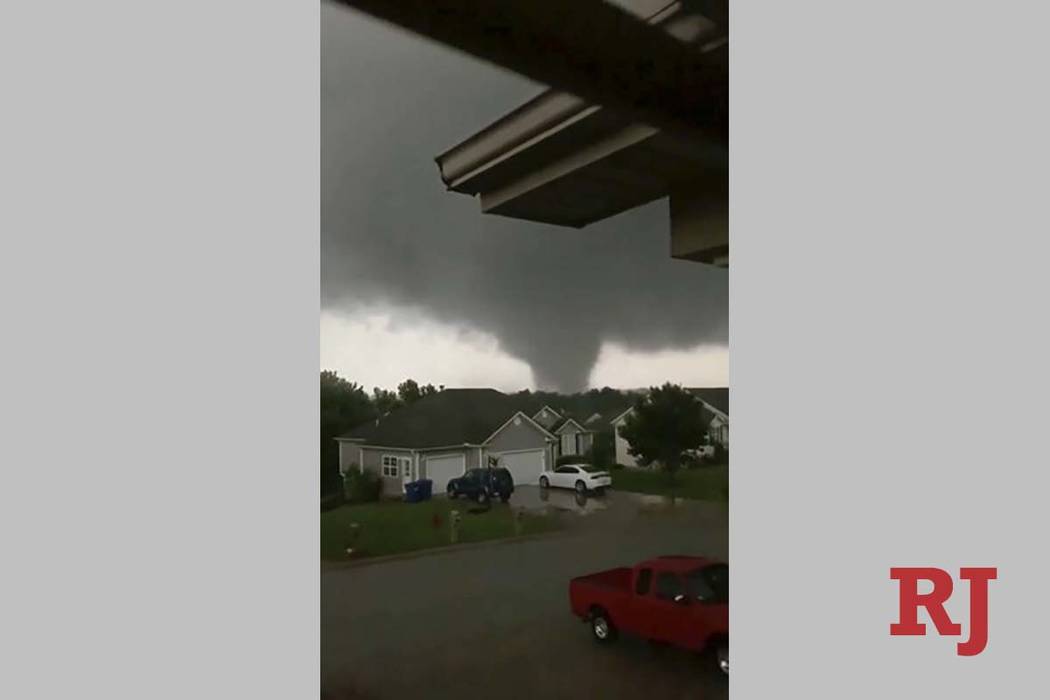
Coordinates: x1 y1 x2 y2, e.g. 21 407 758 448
612 387 729 467
337 389 558 497
530 405 596 459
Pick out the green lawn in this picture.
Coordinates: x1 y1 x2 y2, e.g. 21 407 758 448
609 464 729 501
321 498 560 561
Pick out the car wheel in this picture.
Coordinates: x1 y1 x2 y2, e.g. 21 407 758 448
590 609 617 644
476 490 489 505
500 493 511 503
716 643 729 675
575 480 587 494
447 484 456 498
539 476 549 488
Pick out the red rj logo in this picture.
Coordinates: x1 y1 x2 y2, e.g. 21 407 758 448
890 567 997 656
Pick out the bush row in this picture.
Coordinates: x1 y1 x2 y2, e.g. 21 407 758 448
342 466 382 503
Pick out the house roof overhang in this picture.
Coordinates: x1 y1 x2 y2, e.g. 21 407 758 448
555 418 590 435
531 404 562 420
482 410 557 445
341 0 728 136
436 106 727 231
609 407 635 425
423 0 729 265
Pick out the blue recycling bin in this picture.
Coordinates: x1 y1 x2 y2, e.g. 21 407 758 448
403 480 423 503
418 479 433 500
403 479 434 503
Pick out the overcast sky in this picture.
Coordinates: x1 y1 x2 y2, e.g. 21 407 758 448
320 3 728 393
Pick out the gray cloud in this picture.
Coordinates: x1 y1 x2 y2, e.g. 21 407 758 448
321 4 728 392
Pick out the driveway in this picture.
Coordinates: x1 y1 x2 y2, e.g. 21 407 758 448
321 487 728 699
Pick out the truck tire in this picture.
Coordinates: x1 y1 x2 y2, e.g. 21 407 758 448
590 608 617 643
705 636 728 676
476 489 489 505
447 483 457 498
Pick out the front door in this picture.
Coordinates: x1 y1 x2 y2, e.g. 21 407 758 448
399 456 414 489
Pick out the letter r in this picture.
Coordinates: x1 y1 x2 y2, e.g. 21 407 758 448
890 567 961 636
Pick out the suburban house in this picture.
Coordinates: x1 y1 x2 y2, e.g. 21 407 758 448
697 388 730 448
532 405 595 460
337 389 564 498
611 387 729 467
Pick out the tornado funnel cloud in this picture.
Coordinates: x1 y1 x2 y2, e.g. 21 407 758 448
321 5 728 391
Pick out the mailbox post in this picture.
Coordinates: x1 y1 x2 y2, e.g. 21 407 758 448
345 522 361 555
450 510 461 544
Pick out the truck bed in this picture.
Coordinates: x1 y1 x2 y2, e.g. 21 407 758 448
571 566 632 590
568 567 633 618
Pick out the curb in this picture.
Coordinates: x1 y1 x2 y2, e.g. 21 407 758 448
321 528 570 571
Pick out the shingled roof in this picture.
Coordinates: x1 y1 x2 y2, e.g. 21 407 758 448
607 387 729 424
550 416 591 433
688 387 729 415
340 388 551 449
587 405 634 428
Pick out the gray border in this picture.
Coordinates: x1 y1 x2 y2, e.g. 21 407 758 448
0 1 319 697
731 1 1047 696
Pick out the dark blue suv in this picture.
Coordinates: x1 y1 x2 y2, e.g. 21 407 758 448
446 467 514 504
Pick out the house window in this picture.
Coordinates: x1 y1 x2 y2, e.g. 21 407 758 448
381 455 406 478
561 433 575 455
579 433 592 453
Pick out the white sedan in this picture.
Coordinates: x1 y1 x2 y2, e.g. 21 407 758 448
538 464 611 494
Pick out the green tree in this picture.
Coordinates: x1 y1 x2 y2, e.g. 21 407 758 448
586 430 615 468
397 378 435 404
372 387 402 415
320 371 376 498
619 383 709 483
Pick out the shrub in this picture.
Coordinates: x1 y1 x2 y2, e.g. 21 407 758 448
343 466 382 503
712 443 729 465
681 452 704 470
556 454 591 468
320 491 345 512
586 432 615 468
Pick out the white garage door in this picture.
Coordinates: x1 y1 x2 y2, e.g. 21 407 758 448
494 449 545 485
425 454 466 494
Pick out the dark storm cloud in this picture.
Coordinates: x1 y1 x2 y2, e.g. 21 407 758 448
321 4 728 392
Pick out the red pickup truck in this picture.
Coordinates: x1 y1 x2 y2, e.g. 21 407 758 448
569 555 729 674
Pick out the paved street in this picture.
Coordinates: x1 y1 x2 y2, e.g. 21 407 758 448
321 486 729 699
